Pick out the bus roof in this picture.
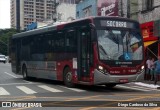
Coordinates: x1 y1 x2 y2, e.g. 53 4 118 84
12 16 139 39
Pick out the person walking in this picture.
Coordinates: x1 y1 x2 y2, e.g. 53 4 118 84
146 57 152 80
150 57 155 81
153 56 160 85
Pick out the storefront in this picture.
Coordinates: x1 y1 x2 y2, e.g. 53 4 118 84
141 21 159 60
141 21 160 80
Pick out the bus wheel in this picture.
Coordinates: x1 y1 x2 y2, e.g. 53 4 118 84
22 66 28 80
63 67 75 88
105 84 116 88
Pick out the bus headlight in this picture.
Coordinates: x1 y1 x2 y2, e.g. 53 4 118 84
98 65 103 70
141 65 144 70
97 65 107 74
138 65 144 73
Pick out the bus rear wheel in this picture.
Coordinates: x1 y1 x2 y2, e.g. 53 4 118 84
105 84 117 88
63 67 75 88
22 66 28 80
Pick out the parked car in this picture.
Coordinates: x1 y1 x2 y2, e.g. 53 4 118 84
0 55 7 63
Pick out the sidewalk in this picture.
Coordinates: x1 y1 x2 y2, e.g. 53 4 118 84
135 80 160 89
143 80 160 85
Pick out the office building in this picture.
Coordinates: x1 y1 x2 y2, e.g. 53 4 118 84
10 0 55 30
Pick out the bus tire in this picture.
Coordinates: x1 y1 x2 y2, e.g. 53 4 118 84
105 84 116 88
63 67 75 88
22 65 29 80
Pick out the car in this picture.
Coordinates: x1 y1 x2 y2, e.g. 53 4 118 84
0 55 7 63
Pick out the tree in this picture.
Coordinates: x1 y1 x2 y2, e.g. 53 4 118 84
0 28 17 55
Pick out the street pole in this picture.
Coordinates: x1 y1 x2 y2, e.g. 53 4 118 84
127 0 130 18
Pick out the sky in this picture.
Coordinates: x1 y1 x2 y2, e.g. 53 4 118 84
0 0 10 29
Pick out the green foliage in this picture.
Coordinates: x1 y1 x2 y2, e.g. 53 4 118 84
0 28 17 55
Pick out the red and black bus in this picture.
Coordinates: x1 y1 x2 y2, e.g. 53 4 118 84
10 16 145 88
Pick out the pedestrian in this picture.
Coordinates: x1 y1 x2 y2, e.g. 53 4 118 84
150 57 155 81
146 57 152 80
153 56 160 85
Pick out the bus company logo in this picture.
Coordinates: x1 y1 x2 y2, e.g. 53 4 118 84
2 102 11 107
116 62 132 65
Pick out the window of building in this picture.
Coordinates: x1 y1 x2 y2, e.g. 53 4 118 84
76 11 79 18
142 0 154 11
83 6 92 17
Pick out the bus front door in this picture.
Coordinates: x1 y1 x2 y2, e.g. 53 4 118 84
78 29 91 81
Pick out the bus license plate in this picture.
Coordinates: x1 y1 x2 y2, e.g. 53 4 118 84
119 79 128 83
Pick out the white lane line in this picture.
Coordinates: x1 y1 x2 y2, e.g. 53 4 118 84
0 83 37 86
59 86 86 92
4 72 17 78
16 86 37 94
38 85 63 92
4 72 33 83
117 85 150 91
0 87 10 95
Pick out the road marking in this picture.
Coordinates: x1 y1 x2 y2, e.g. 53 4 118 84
0 87 10 95
0 82 36 86
38 85 62 92
16 86 37 94
4 72 17 78
117 85 150 91
4 72 33 83
59 86 86 92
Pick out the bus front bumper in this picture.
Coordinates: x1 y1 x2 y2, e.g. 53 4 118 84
93 69 145 85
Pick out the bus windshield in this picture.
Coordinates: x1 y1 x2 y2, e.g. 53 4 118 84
97 29 143 61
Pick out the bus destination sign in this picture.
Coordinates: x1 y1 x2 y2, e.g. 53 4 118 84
106 20 127 28
100 20 138 29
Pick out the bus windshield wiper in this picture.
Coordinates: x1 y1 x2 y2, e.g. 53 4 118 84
99 44 112 60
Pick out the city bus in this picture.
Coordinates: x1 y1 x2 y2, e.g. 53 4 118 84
9 16 145 88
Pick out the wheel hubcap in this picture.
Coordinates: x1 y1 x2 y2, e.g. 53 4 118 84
66 72 72 82
23 70 26 78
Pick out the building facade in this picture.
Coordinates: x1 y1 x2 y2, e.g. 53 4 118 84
10 0 55 30
56 3 76 22
136 0 160 59
138 0 160 23
55 0 78 22
129 0 139 21
76 0 130 19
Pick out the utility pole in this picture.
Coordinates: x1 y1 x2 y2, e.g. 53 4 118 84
127 0 130 18
121 0 123 17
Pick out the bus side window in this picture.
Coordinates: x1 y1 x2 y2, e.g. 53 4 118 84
66 30 77 52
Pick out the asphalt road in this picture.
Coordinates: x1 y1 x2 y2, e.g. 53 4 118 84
0 63 160 110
